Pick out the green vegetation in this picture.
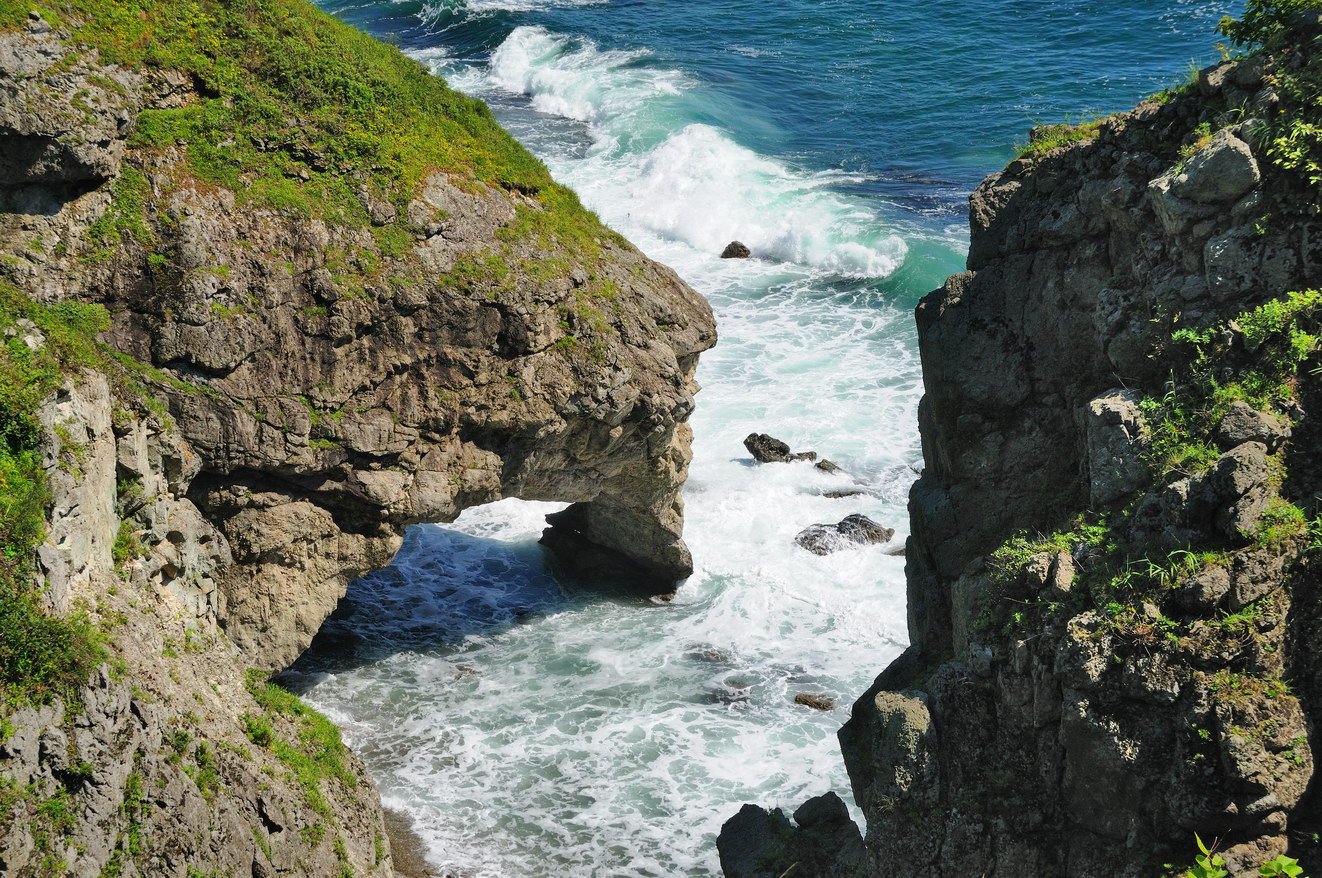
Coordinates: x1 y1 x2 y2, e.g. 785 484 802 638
1168 834 1309 877
1016 116 1108 159
241 670 356 818
0 282 109 709
1221 0 1322 188
1145 289 1321 476
984 288 1319 650
0 0 604 235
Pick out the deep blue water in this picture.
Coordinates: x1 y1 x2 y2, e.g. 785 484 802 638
296 2 1237 874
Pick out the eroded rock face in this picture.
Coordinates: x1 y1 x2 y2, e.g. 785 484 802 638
0 17 715 877
2 372 392 878
0 25 716 669
0 21 142 187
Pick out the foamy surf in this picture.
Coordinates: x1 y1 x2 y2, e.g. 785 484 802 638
297 0 966 875
463 25 909 279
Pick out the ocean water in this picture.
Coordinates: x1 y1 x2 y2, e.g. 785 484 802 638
289 2 1234 874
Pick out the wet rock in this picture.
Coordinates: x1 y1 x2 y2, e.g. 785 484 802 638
744 433 817 463
721 241 752 259
744 433 792 462
794 693 836 711
717 792 865 878
687 646 733 665
815 459 842 474
795 514 894 555
822 489 866 499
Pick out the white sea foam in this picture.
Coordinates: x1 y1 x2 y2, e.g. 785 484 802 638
300 11 932 878
420 0 606 26
476 26 908 279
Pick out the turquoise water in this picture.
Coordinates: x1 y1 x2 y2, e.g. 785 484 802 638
291 2 1235 874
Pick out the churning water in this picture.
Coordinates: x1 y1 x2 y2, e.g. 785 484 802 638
290 1 1233 873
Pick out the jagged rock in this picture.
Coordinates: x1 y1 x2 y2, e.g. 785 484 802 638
815 459 842 474
1172 130 1262 205
1176 564 1233 611
1216 401 1292 451
744 432 817 463
0 27 142 184
1086 388 1151 506
1210 441 1272 539
721 241 752 259
717 792 865 878
0 12 719 878
734 50 1321 878
794 693 835 711
795 514 894 555
744 432 792 462
822 489 865 499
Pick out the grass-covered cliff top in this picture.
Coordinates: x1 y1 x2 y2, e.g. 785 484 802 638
0 0 607 241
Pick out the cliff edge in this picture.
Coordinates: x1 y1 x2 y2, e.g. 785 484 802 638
0 0 714 874
721 9 1322 878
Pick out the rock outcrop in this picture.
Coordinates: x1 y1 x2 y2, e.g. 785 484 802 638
795 514 895 555
0 3 715 875
721 45 1322 878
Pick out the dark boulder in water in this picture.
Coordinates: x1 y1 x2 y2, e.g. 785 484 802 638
744 432 791 462
794 693 835 711
822 489 865 499
795 514 894 555
815 459 842 474
721 240 752 258
744 433 818 463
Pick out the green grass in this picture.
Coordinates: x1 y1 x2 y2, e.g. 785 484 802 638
1220 0 1322 188
1016 117 1108 160
0 0 599 234
241 670 356 818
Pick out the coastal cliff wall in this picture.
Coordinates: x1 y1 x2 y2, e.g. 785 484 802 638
721 16 1322 878
0 1 714 874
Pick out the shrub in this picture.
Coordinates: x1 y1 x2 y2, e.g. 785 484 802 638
1220 1 1322 187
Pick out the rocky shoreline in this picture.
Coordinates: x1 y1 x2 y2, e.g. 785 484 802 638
0 2 713 874
718 16 1322 878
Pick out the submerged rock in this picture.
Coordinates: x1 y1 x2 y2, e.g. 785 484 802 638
795 514 894 555
721 240 752 259
815 459 842 474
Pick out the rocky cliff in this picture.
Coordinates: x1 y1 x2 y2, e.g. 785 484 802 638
721 13 1322 878
0 1 714 874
